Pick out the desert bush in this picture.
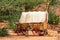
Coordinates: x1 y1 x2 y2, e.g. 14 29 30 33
48 12 60 24
0 28 8 36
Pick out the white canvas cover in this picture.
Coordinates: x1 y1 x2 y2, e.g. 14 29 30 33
19 11 48 23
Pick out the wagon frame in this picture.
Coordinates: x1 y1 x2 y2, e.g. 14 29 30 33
16 11 48 36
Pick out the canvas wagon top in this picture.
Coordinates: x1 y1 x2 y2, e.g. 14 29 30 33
19 11 48 23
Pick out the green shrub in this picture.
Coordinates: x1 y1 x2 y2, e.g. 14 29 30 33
0 28 8 36
48 12 60 24
10 25 17 32
8 22 17 32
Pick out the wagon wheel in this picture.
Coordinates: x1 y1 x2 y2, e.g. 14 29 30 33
16 23 23 36
37 23 44 36
37 22 48 36
21 23 31 36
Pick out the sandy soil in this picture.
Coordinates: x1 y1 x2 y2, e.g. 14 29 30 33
0 36 58 40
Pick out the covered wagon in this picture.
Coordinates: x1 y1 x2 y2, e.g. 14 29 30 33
16 11 48 36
